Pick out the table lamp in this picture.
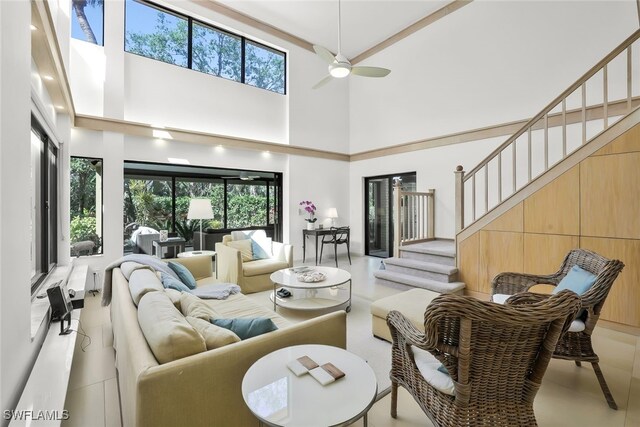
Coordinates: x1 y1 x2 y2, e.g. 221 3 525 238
187 198 214 251
327 208 338 227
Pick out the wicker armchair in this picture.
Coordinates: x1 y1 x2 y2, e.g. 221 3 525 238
491 248 624 409
387 291 580 427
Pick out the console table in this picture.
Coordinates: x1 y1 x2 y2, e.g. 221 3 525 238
303 228 350 265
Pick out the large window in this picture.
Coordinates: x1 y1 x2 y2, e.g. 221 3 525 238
71 0 104 45
124 0 286 94
123 162 282 253
70 157 103 256
30 117 58 293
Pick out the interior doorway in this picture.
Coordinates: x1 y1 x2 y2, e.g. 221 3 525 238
364 172 416 258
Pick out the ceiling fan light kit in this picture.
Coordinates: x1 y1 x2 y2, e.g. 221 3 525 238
312 0 390 88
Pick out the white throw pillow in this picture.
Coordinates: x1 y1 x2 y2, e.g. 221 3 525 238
410 346 455 396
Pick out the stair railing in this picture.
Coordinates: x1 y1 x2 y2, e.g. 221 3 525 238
393 184 435 257
455 29 640 233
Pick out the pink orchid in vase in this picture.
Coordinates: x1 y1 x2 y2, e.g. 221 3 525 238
299 200 317 223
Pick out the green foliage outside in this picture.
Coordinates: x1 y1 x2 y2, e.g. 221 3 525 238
123 178 270 249
125 8 284 93
70 158 102 255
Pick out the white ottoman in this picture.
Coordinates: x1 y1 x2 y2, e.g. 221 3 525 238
370 288 440 342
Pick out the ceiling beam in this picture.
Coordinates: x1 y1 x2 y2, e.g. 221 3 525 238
194 1 315 53
351 0 473 65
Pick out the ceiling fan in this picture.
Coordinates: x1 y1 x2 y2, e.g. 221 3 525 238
312 0 391 89
222 171 261 181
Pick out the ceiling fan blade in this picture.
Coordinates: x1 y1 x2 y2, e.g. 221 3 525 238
351 66 391 78
313 45 337 64
312 75 333 90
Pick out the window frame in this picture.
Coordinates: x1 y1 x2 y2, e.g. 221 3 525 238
30 116 58 294
123 161 283 251
69 156 105 257
124 0 287 94
70 0 105 46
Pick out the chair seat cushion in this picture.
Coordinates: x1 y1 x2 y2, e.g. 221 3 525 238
410 346 455 396
242 259 289 277
492 294 512 304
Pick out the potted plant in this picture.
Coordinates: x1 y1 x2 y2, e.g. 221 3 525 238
300 200 317 230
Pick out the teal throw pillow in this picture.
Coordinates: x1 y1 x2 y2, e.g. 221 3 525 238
160 273 191 293
437 364 449 375
553 265 597 295
168 261 197 290
210 318 278 340
251 238 270 260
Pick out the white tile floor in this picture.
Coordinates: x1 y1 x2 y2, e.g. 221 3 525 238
62 254 640 426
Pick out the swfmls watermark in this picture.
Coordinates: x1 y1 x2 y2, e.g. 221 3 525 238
3 410 69 421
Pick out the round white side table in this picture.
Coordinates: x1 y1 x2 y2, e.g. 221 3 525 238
242 344 377 427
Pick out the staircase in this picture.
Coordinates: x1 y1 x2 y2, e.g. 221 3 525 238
374 240 465 293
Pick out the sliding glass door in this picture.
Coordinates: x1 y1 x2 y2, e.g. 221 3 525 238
364 172 416 258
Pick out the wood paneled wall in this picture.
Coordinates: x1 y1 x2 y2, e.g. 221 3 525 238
458 123 640 327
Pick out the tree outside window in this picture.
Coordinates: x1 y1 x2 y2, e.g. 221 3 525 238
70 157 103 256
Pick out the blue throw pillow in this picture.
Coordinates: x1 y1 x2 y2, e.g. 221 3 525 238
251 238 270 260
211 318 278 340
168 261 197 290
553 265 597 295
437 364 449 376
160 273 191 293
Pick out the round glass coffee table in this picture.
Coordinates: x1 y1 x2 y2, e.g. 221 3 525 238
242 344 377 427
269 267 352 313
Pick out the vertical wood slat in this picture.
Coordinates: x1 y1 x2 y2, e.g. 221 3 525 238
428 190 435 239
472 174 476 221
603 64 608 129
562 99 567 157
527 127 532 181
484 165 489 215
544 113 549 170
582 83 587 144
511 142 516 193
498 152 502 202
628 46 632 112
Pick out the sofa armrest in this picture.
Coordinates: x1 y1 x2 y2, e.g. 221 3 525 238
272 241 293 267
216 242 243 283
136 311 347 427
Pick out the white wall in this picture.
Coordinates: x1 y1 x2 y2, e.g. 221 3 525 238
349 0 638 153
0 0 70 416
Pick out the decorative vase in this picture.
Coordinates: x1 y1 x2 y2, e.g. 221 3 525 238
307 222 315 230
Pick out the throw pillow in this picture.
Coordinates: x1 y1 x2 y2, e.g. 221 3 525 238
251 238 272 260
211 318 278 340
179 292 219 320
160 272 192 293
168 261 197 289
186 316 240 350
553 265 597 295
228 239 253 262
128 269 164 306
164 288 183 310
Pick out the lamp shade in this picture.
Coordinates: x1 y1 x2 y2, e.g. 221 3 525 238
327 208 338 219
187 198 214 220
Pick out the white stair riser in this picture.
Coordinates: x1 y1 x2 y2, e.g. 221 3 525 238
400 250 456 266
374 274 464 294
384 263 457 282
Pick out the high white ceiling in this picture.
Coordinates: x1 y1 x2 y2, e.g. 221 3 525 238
215 0 450 59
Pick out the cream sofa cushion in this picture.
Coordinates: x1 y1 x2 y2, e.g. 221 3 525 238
179 292 219 320
164 288 183 309
137 292 206 364
128 269 164 306
228 239 253 262
243 259 289 277
185 316 240 349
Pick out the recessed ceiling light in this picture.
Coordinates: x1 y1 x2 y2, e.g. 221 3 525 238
215 145 224 152
54 105 64 110
30 25 38 31
152 129 172 139
262 151 271 158
42 75 54 81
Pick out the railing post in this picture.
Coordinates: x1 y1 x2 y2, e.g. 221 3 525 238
427 189 435 239
455 165 465 233
393 181 402 258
